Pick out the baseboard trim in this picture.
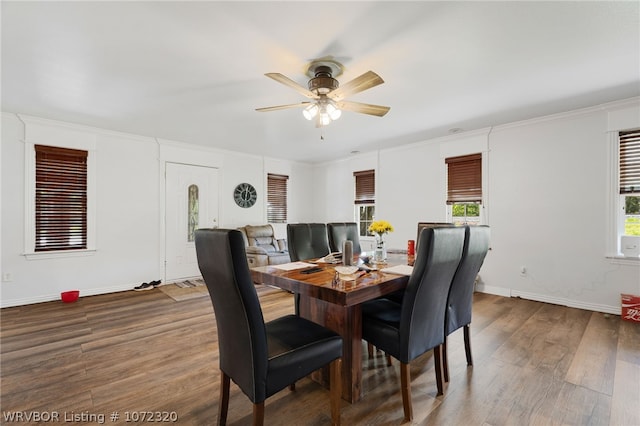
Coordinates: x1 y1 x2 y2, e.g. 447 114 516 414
0 283 135 308
508 290 620 315
475 284 511 298
2 283 622 315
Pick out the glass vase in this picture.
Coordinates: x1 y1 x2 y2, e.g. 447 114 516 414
374 234 387 263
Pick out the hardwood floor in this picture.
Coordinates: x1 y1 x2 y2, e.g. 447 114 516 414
1 287 639 425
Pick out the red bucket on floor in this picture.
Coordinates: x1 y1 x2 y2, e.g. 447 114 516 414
61 290 80 303
621 293 640 322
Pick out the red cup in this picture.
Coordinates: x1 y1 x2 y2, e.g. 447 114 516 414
407 240 415 256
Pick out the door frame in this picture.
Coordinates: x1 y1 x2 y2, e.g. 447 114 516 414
158 144 223 284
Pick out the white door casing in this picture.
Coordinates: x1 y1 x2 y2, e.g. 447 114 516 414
165 163 219 281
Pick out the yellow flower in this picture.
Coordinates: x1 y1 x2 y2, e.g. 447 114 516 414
368 220 394 235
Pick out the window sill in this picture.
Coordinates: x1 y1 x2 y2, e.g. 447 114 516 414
24 249 97 260
606 255 640 266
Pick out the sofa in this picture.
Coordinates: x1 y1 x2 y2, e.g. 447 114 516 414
238 224 290 267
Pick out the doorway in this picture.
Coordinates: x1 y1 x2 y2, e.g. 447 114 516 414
165 162 219 281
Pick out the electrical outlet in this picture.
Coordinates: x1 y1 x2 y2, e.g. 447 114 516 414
2 273 13 282
519 266 527 277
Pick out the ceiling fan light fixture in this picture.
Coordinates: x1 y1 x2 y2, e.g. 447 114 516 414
320 113 332 126
326 102 341 120
303 103 319 120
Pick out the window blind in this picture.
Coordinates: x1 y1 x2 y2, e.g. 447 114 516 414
354 169 375 204
267 173 288 223
620 129 640 194
445 153 482 204
35 144 88 251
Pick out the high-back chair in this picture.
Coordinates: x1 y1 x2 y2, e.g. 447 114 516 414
287 223 331 261
361 227 465 422
286 223 332 315
416 222 453 253
195 229 343 426
383 221 454 305
442 225 490 382
327 222 362 255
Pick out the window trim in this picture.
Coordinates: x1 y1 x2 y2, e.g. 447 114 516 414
354 170 376 238
445 153 485 224
607 129 640 261
24 140 97 259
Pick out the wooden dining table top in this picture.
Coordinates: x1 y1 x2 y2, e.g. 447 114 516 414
250 254 411 306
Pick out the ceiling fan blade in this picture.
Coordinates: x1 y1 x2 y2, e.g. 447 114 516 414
265 73 317 99
256 102 312 112
329 71 384 101
337 100 390 117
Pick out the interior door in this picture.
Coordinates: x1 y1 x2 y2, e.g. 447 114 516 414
165 162 219 281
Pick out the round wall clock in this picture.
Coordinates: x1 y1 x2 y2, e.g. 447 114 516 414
233 183 257 208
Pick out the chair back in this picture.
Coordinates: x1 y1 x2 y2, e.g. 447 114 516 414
287 223 330 261
194 228 268 402
400 226 465 361
416 222 453 253
446 225 490 335
327 222 362 255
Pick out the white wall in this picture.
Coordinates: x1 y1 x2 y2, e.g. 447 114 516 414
0 113 314 307
2 98 639 312
313 100 640 314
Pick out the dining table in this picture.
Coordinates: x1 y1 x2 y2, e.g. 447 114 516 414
250 253 411 403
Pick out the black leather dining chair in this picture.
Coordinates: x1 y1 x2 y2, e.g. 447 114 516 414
381 222 455 307
195 229 343 426
416 222 453 253
287 223 332 315
287 223 331 261
361 227 465 422
327 222 362 255
442 225 490 382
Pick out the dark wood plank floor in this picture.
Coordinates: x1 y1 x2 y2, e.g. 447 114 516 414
2 287 639 425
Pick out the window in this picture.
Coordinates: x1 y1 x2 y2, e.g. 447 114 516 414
34 145 88 251
354 169 375 236
267 173 288 223
618 130 640 255
445 153 482 225
187 184 199 242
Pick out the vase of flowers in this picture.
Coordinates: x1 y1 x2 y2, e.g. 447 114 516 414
368 220 394 263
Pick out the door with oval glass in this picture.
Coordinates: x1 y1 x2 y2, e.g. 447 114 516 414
165 162 219 281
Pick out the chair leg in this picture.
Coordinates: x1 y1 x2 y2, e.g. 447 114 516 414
400 362 413 422
218 371 230 426
433 345 444 396
464 325 473 366
252 402 264 426
289 383 296 391
330 358 342 426
386 354 392 366
443 336 449 383
367 343 374 358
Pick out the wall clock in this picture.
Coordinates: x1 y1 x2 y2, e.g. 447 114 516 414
234 183 257 208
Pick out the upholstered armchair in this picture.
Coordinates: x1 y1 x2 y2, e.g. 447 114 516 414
238 224 290 267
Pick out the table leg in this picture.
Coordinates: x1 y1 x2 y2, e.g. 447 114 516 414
299 297 362 403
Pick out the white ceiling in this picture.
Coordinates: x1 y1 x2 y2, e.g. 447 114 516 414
2 1 639 163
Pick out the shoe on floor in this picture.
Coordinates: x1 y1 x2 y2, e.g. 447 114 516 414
134 282 155 291
150 280 162 287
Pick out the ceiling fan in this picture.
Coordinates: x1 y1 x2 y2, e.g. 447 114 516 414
256 59 390 127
